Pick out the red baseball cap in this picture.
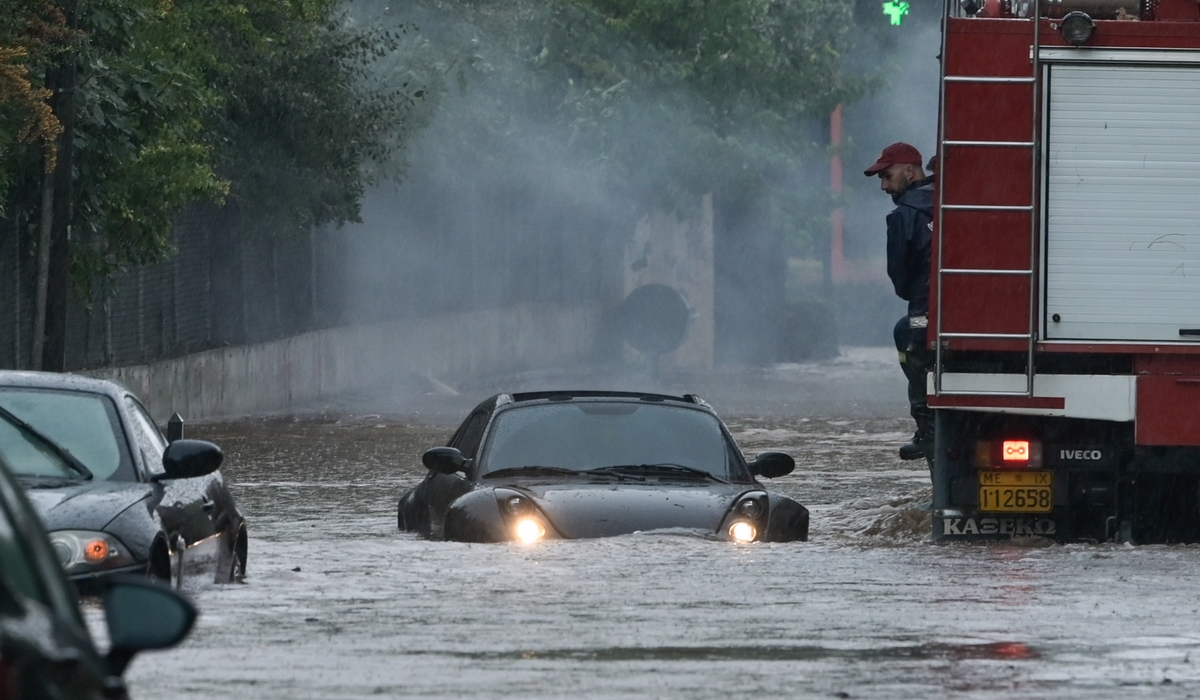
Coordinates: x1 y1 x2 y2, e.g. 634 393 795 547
863 142 923 176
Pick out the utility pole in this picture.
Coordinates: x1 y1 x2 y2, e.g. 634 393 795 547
40 0 79 372
829 103 846 288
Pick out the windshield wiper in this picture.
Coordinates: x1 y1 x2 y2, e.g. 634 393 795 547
484 465 580 478
603 464 729 484
483 465 645 481
0 404 94 480
577 466 646 482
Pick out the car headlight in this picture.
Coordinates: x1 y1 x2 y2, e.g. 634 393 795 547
502 495 532 516
729 521 757 543
725 493 768 543
514 518 546 543
494 489 554 543
736 497 765 519
49 530 136 574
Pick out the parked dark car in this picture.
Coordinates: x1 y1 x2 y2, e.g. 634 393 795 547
398 391 808 543
0 371 247 588
0 448 198 699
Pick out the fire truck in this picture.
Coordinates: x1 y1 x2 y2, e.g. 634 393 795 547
929 0 1200 542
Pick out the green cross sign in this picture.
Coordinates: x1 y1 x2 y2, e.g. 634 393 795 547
883 0 910 25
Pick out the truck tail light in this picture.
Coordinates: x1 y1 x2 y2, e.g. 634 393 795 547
1003 440 1030 462
974 439 1043 468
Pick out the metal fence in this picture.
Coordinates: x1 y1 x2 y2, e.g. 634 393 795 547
0 206 312 370
0 177 623 372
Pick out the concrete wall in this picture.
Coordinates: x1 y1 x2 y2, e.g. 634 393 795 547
622 195 714 371
87 301 603 420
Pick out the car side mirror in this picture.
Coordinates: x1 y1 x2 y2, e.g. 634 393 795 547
750 451 794 479
157 439 223 481
103 576 198 675
422 447 467 475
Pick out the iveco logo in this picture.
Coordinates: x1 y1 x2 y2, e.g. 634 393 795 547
1060 449 1103 461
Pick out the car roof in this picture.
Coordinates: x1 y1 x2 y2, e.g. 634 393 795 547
0 370 128 399
491 390 713 411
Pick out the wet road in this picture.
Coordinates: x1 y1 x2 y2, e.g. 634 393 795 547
111 350 1200 698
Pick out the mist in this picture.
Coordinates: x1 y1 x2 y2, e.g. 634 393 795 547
319 0 945 396
841 15 943 266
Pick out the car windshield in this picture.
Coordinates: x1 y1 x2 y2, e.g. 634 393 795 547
480 402 747 481
0 388 132 481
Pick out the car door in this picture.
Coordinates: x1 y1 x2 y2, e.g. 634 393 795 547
123 397 221 582
423 409 489 536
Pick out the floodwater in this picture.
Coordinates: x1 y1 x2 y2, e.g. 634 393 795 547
109 350 1200 698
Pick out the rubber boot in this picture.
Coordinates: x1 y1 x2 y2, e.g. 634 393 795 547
898 410 934 461
898 432 932 461
895 317 933 461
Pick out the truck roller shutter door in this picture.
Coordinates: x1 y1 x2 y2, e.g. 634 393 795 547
1045 63 1200 343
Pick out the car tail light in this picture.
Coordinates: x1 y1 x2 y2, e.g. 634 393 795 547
974 439 1043 468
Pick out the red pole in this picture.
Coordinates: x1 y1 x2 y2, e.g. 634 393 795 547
830 103 846 283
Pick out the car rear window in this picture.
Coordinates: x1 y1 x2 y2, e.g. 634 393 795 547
481 402 741 479
0 389 133 481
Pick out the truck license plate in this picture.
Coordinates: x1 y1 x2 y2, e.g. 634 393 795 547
978 471 1052 513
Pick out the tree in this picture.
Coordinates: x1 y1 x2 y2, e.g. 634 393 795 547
68 0 228 284
175 0 424 238
0 0 70 200
65 0 423 282
0 0 75 369
350 0 877 364
366 0 872 251
0 0 424 369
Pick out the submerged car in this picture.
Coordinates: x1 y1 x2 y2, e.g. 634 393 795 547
398 391 808 543
0 370 247 588
0 449 198 699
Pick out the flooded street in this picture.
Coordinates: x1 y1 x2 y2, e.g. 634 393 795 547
116 351 1200 699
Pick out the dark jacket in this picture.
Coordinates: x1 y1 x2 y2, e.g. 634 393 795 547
886 178 934 316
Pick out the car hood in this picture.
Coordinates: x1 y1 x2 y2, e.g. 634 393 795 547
513 481 750 539
20 480 152 532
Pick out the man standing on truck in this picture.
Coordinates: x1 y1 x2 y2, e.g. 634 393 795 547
864 142 935 462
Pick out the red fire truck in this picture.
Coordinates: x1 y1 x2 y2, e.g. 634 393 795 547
930 0 1200 542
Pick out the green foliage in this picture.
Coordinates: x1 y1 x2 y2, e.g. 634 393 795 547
70 0 227 290
374 0 874 251
549 0 871 234
0 0 423 297
0 0 72 199
177 0 424 237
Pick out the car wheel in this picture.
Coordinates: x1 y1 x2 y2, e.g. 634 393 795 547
224 549 245 583
148 540 172 583
170 535 187 590
398 493 418 532
225 529 248 583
